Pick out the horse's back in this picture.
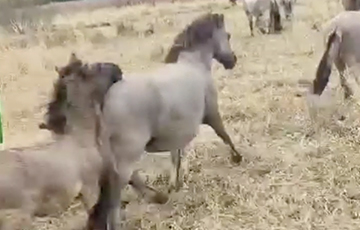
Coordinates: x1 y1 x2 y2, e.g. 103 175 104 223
323 11 360 62
102 63 208 150
104 63 207 122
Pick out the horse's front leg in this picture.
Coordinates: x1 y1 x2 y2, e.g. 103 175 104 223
169 149 188 192
203 111 242 164
255 14 267 34
245 11 254 36
335 59 353 100
268 10 274 34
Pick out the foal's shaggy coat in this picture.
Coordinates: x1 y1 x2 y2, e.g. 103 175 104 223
0 55 122 230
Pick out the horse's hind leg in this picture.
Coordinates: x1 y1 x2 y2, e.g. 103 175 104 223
129 170 168 204
255 15 267 34
108 135 149 230
87 156 136 230
335 59 353 100
245 11 254 36
107 162 133 230
203 111 242 164
334 59 353 121
340 72 353 100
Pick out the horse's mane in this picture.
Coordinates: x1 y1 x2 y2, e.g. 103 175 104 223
40 78 68 135
40 60 123 135
164 13 224 63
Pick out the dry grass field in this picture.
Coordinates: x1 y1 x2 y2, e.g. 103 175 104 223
2 0 360 229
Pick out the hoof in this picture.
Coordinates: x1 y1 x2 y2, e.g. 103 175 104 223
150 192 169 204
168 182 181 194
39 123 48 129
338 115 346 121
121 200 129 209
231 154 242 164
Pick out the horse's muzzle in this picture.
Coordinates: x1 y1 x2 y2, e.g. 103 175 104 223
220 53 237 69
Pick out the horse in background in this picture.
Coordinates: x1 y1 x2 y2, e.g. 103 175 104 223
279 0 295 19
242 0 283 36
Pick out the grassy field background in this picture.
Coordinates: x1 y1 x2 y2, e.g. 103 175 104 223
2 0 360 229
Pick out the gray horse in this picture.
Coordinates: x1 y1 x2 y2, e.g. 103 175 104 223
242 0 283 36
47 54 170 193
279 0 295 19
342 0 360 11
312 11 360 101
86 13 242 230
0 55 126 230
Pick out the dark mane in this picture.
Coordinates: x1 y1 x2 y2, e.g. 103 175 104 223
39 61 123 135
164 13 224 63
39 78 67 134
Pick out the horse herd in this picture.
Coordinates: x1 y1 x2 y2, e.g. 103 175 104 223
1 0 360 230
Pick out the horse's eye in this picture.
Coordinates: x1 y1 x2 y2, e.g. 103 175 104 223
227 33 231 40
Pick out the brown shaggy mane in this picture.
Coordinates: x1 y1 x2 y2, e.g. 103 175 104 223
40 78 68 135
39 59 123 135
164 13 225 63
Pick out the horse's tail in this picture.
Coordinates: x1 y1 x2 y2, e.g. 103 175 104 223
270 0 282 32
312 28 342 95
94 103 102 147
86 102 115 230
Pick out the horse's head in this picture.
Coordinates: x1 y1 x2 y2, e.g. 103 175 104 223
280 0 293 20
39 53 123 135
210 14 237 69
164 13 237 69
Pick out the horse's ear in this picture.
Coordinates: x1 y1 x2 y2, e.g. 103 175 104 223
69 52 81 64
214 13 224 28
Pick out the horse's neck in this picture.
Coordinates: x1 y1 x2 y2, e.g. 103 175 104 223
54 129 95 147
64 107 97 147
52 133 101 172
177 44 214 71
